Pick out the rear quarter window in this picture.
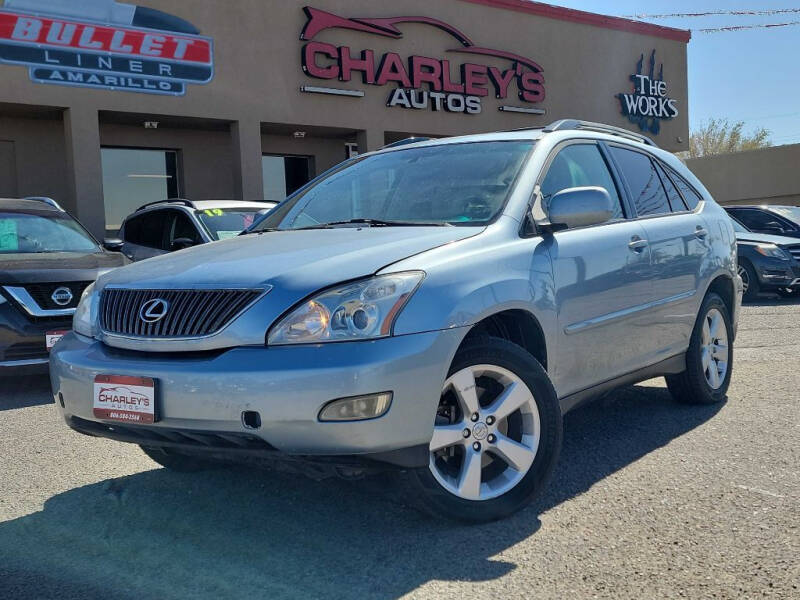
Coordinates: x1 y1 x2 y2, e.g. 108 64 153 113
666 166 703 210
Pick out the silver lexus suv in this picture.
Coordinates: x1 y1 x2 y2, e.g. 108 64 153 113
51 120 742 522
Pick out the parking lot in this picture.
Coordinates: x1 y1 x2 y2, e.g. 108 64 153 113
1 299 798 600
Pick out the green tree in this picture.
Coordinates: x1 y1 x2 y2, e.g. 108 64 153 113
688 119 770 158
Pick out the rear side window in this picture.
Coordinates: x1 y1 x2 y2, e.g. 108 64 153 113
654 163 688 212
609 147 671 217
540 143 624 220
667 167 703 210
123 211 167 249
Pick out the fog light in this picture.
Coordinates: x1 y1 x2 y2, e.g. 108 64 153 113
318 392 393 422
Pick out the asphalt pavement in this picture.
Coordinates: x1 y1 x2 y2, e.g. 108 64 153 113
1 299 798 599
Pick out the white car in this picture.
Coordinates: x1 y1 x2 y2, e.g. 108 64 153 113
106 199 276 261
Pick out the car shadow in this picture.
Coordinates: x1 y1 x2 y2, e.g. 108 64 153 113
0 374 52 410
0 383 723 600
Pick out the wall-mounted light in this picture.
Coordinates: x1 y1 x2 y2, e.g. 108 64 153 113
144 121 159 129
293 131 306 139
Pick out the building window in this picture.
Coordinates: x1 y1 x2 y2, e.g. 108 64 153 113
262 155 312 202
101 148 179 232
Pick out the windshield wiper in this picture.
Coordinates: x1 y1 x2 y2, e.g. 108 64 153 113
296 218 453 230
240 228 279 235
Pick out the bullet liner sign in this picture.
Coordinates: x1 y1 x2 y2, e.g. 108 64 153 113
0 0 213 95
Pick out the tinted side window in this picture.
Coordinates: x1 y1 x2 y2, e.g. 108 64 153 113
168 211 202 244
609 147 670 217
667 168 703 210
654 162 688 212
122 211 168 249
540 144 624 220
730 208 789 233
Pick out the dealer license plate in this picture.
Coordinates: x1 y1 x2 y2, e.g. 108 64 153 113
93 375 157 424
46 330 69 351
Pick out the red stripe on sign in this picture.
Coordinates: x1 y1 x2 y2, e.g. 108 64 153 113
0 11 211 64
94 374 154 388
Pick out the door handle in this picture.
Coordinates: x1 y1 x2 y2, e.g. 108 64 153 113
695 226 709 238
628 237 649 252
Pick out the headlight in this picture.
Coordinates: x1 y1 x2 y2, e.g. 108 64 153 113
754 243 791 260
73 282 100 337
267 272 424 345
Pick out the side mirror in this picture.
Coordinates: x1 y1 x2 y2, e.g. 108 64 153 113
170 237 197 251
103 238 124 252
547 187 614 230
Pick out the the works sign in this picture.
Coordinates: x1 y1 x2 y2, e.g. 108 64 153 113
618 50 678 135
300 7 545 116
0 0 213 96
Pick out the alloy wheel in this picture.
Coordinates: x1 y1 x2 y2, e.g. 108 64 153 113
701 308 729 389
737 265 749 294
429 364 540 501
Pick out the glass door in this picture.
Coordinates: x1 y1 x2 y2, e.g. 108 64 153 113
101 147 179 233
262 155 312 202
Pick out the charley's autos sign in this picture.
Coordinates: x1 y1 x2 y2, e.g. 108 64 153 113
300 6 546 116
0 0 213 95
617 50 678 135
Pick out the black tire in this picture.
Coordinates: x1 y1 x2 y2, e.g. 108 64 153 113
666 292 733 405
739 260 760 302
139 445 219 472
400 336 562 523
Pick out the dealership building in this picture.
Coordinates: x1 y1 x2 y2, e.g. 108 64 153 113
0 0 690 236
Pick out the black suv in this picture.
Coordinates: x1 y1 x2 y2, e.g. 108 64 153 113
0 198 126 373
729 215 800 301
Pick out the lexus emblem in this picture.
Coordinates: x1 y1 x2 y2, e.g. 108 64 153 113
51 286 73 307
139 298 170 323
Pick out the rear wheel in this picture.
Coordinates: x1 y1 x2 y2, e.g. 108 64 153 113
666 293 732 405
402 337 562 523
738 261 760 302
139 445 219 472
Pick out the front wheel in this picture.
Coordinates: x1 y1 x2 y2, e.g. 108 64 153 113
401 337 562 523
666 292 733 405
738 261 760 302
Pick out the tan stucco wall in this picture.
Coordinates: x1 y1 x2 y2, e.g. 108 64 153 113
686 144 800 207
0 0 690 234
0 115 69 207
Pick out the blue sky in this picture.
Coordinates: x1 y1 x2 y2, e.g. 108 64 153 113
545 1 800 145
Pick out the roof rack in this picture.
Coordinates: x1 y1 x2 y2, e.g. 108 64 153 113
382 137 431 149
136 198 196 212
24 196 63 210
543 119 657 147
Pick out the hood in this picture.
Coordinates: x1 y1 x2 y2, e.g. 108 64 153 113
99 226 482 293
735 232 800 247
0 251 127 285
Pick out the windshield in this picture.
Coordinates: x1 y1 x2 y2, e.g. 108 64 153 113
253 141 534 231
0 211 100 254
771 206 800 225
729 216 749 233
195 208 269 240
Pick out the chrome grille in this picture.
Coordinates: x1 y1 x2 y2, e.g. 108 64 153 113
787 245 800 262
99 288 263 338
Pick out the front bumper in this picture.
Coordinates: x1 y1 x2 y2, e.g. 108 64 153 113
754 259 800 290
0 299 70 372
50 329 464 461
